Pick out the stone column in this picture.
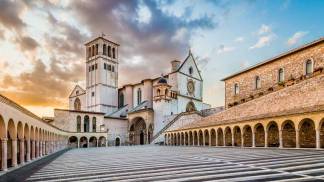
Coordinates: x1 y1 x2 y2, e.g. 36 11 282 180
31 140 35 159
252 131 255 148
264 130 268 148
19 139 25 165
241 133 244 147
223 133 225 147
296 129 300 148
279 129 283 148
209 134 212 147
232 132 235 147
203 135 205 146
316 129 320 149
12 139 18 167
26 139 30 162
35 141 39 158
1 138 7 171
216 131 218 146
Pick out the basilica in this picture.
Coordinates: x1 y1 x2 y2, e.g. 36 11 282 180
52 36 211 147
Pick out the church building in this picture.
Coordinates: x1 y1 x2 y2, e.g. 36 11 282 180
52 36 210 146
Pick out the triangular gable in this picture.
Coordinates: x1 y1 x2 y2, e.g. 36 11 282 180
69 85 86 98
176 52 203 80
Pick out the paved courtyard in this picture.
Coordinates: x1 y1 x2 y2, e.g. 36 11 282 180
26 146 324 182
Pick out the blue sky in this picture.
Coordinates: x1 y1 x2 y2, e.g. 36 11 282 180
0 0 323 116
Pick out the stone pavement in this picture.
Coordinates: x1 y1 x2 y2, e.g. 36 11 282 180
24 146 324 181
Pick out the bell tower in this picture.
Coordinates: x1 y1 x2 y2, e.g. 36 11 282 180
84 36 119 114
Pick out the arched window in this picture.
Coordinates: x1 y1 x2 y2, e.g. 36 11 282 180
84 115 89 132
234 83 239 95
112 48 116 58
74 97 81 111
186 101 196 112
103 44 106 55
278 68 284 82
255 76 261 89
189 67 193 75
137 88 142 105
92 45 95 56
95 44 99 55
118 93 124 108
305 59 313 75
157 89 161 96
92 117 96 132
108 46 111 57
88 47 91 58
77 116 81 132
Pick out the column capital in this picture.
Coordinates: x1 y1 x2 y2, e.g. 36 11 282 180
1 138 8 142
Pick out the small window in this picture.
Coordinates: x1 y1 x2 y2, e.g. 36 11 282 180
305 59 313 75
189 67 193 75
255 76 261 89
95 63 98 70
234 83 239 95
95 44 99 55
112 48 116 58
91 65 95 71
88 47 91 58
108 46 111 57
92 45 95 56
278 68 284 82
112 66 115 72
165 89 168 95
104 63 107 70
91 92 95 97
108 65 111 71
103 44 106 55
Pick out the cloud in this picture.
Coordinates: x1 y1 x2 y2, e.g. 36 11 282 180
287 31 308 46
0 0 26 32
258 24 271 35
250 35 274 49
217 44 235 54
15 36 39 51
234 37 244 42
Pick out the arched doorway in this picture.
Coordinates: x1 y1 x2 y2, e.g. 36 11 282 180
115 137 120 146
68 136 78 148
282 120 296 148
189 131 193 145
267 121 279 147
243 125 252 147
89 136 97 147
299 118 316 148
210 129 216 146
193 131 198 146
217 128 224 146
98 136 106 147
254 123 265 147
225 127 232 146
204 130 209 146
80 136 88 148
198 130 203 146
129 117 147 145
233 126 241 147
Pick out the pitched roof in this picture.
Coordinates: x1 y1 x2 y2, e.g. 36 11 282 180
221 37 324 81
68 85 86 98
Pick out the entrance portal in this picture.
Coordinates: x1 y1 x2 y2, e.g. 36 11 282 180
129 117 147 145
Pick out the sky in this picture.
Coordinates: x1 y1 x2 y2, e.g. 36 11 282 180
0 0 323 117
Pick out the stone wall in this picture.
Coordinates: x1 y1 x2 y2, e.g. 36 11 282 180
224 40 324 109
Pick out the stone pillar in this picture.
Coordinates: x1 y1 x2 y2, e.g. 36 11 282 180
316 129 320 149
77 139 80 148
202 135 205 146
241 133 244 147
12 139 17 167
232 132 235 147
216 131 218 146
1 138 7 171
279 130 283 148
223 133 225 147
209 134 212 147
264 130 268 148
296 129 300 148
35 141 39 158
31 140 35 159
19 139 24 165
252 131 255 148
26 139 30 162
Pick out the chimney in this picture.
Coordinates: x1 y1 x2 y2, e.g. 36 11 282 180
171 60 181 72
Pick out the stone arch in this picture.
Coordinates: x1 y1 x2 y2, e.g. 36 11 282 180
243 125 252 147
198 130 203 146
189 131 193 145
181 132 185 145
76 115 81 132
254 123 265 147
299 118 316 148
24 123 29 162
98 136 106 147
79 136 88 148
224 127 232 146
233 126 241 147
0 115 6 139
129 117 146 145
185 132 189 145
74 97 81 111
7 119 16 167
282 120 296 148
68 136 78 148
115 137 120 146
204 129 209 146
267 121 279 147
186 101 196 112
217 128 224 146
89 136 97 147
193 131 198 146
210 129 216 146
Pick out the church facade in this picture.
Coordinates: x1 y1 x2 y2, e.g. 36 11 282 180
52 36 210 146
